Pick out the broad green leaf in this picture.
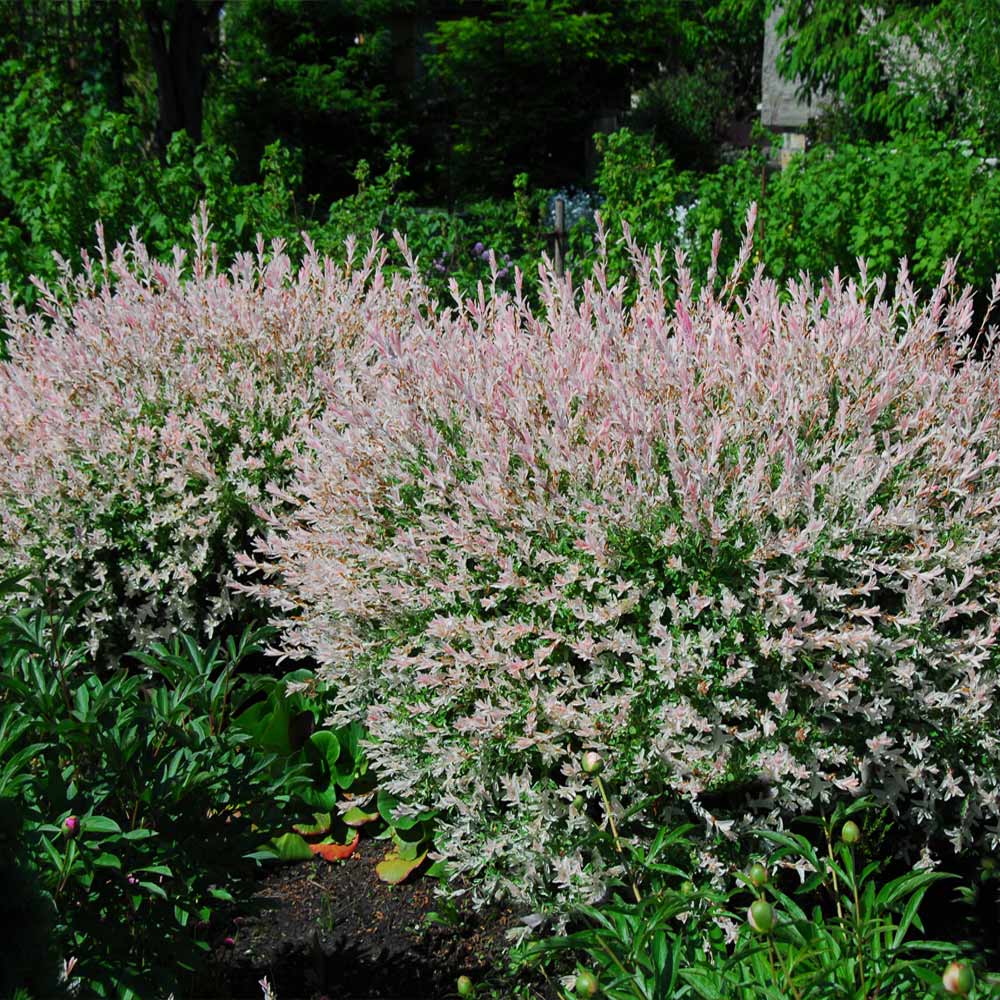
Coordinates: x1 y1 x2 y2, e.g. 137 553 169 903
121 828 156 841
342 805 378 827
135 864 173 877
83 815 122 835
270 832 314 861
139 880 168 900
376 848 427 885
292 812 332 837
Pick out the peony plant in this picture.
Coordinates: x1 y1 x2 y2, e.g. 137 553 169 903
0 210 428 657
248 208 1000 913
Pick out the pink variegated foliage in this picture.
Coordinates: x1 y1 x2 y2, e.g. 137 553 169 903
247 214 1000 913
0 213 427 655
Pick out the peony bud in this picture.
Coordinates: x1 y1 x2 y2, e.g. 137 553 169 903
62 815 79 840
747 899 775 934
942 962 974 995
574 970 599 997
748 862 769 889
840 820 861 845
456 975 474 997
571 795 586 811
581 751 603 775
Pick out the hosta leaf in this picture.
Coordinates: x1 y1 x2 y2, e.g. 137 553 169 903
270 832 314 861
293 812 333 837
376 848 427 884
310 831 360 862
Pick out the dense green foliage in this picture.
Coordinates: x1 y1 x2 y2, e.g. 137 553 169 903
213 0 406 201
0 589 302 997
515 801 983 999
425 0 762 194
578 128 1000 298
3 0 999 321
0 0 766 309
777 0 1000 144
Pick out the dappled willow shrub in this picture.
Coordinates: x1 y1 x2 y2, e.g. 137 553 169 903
0 212 427 656
247 210 1000 915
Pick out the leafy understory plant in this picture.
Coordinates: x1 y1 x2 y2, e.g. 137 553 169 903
0 587 299 998
519 803 985 1000
0 208 430 657
231 668 434 881
247 203 1000 914
692 804 970 1000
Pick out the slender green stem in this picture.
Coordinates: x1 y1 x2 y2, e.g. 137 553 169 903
770 935 804 1000
595 775 642 903
824 824 845 924
850 865 867 996
596 939 646 1000
55 838 73 897
767 936 780 988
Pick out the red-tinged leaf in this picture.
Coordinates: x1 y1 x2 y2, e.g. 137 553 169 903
376 848 427 884
342 806 379 828
292 813 332 837
309 831 360 862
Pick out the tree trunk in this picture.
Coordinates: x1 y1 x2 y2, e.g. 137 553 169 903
142 0 221 153
107 0 125 112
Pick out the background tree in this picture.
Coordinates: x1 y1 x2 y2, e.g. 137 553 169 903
141 0 223 152
425 0 689 199
211 0 405 203
775 0 1000 145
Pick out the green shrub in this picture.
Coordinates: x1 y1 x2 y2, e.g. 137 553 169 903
0 589 301 998
586 129 1000 299
251 216 1000 916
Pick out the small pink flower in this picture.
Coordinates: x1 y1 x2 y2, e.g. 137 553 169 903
223 936 236 947
62 816 79 839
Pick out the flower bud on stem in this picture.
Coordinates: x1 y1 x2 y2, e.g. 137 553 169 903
582 753 641 904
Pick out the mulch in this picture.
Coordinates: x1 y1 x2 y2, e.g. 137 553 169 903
197 837 554 1000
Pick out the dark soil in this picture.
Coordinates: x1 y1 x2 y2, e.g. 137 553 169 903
198 838 549 1000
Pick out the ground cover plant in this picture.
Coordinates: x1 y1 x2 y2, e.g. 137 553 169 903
246 209 1000 923
0 212 429 657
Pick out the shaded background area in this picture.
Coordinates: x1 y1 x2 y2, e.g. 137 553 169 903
1 0 998 318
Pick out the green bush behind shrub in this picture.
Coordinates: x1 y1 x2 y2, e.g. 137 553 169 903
583 128 1000 300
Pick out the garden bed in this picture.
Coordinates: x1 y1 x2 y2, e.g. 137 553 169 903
203 844 543 1000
